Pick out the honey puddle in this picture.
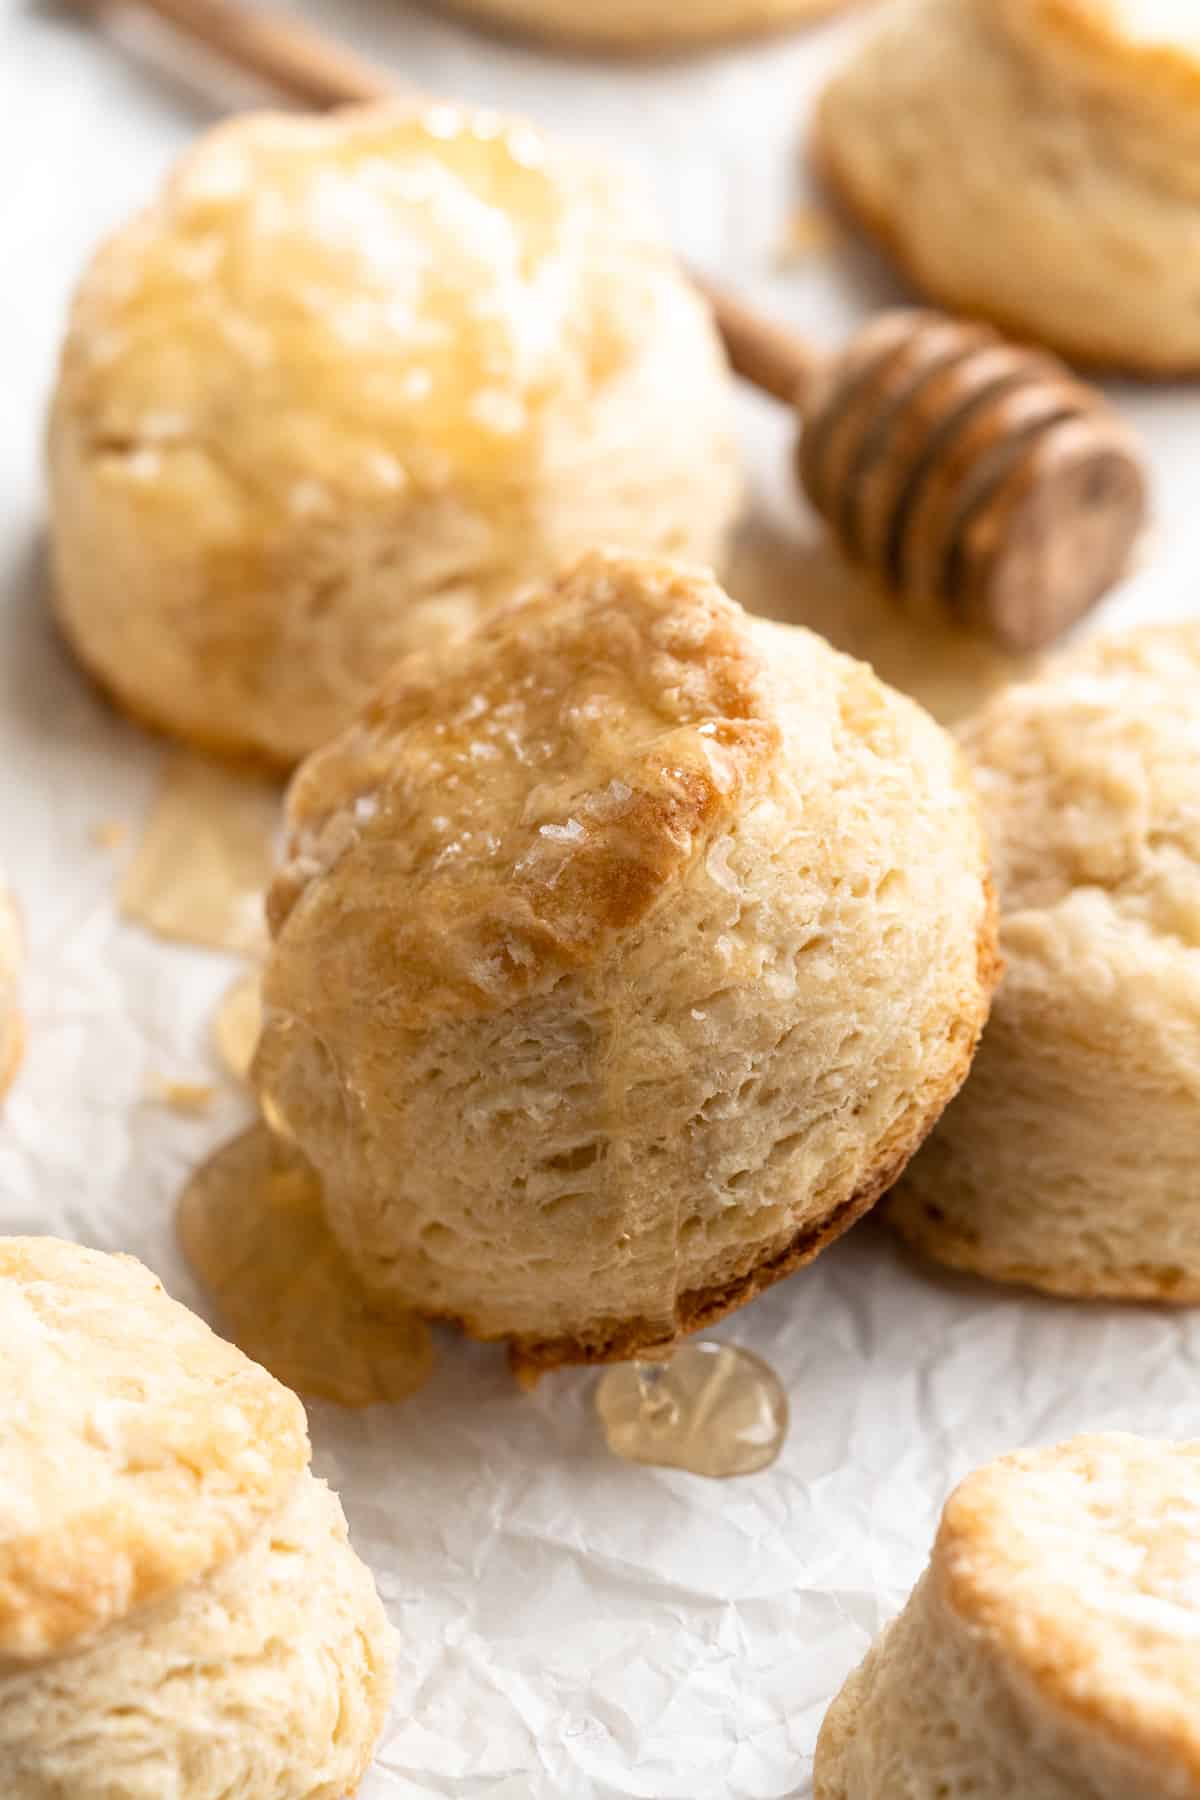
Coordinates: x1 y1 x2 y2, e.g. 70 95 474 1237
178 1122 434 1408
120 754 282 955
212 969 263 1082
595 1342 789 1478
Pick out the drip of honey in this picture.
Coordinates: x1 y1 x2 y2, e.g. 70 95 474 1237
595 1341 789 1479
212 968 263 1082
178 1122 433 1408
120 754 281 955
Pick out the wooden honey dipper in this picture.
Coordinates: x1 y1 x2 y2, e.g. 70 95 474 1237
70 0 1149 653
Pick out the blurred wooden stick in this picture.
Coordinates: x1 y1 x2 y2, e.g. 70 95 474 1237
64 0 395 109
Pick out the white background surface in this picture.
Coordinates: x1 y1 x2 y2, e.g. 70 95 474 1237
3 2 1200 1795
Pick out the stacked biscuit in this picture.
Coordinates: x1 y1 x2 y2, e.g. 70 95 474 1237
0 1238 394 1799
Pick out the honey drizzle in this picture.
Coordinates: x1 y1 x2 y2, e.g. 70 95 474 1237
178 1122 433 1408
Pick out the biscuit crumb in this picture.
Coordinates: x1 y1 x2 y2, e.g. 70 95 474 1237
212 969 262 1083
120 754 281 955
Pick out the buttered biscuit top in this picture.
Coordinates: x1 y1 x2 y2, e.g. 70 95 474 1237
255 550 997 1376
48 102 739 765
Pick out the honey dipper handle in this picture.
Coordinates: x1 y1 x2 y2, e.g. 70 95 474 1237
690 278 820 407
81 0 393 108
70 0 823 405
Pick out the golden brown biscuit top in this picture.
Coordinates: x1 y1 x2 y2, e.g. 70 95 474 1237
1000 0 1194 109
959 624 1200 940
56 102 659 508
267 552 779 1023
0 1237 309 1668
1021 0 1200 55
940 1435 1200 1779
993 0 1200 200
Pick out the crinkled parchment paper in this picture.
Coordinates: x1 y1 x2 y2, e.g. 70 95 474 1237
3 4 1200 1794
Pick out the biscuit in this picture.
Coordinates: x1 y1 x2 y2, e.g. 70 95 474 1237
0 1237 395 1798
438 0 850 54
888 624 1200 1301
49 103 740 767
816 0 1200 372
815 1433 1200 1799
255 549 997 1374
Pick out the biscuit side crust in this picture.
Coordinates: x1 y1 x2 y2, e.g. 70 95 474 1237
503 884 999 1378
885 1198 1200 1305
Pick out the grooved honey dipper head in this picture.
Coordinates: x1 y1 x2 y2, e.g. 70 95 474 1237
796 310 1147 653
